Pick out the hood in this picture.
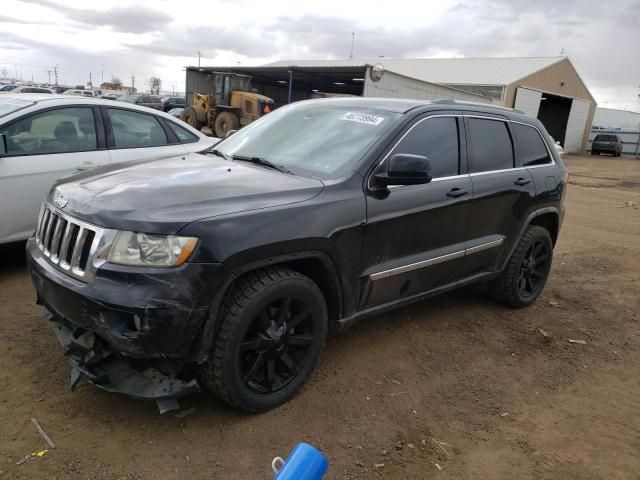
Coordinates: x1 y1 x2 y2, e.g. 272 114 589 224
49 153 324 234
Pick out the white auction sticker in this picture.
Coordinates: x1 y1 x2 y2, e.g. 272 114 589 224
340 112 385 126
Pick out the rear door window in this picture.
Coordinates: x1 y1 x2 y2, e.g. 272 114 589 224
390 116 460 178
512 123 551 166
106 108 168 148
467 118 514 173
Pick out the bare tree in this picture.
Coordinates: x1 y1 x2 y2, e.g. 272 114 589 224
110 76 122 90
149 76 162 95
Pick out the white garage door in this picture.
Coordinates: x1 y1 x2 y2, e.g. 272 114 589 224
564 99 591 154
514 87 542 117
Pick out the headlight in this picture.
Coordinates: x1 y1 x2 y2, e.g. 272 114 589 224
107 231 198 267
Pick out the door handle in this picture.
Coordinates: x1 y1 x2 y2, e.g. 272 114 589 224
76 163 97 172
446 187 469 198
514 177 531 186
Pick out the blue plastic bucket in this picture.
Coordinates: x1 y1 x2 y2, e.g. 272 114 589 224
272 442 328 480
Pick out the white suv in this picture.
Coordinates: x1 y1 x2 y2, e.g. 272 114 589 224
0 94 219 244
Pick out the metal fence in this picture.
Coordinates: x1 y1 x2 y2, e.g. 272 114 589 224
588 128 640 157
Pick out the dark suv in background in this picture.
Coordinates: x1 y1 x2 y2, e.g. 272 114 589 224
27 98 567 413
118 94 163 111
161 96 186 112
591 133 623 156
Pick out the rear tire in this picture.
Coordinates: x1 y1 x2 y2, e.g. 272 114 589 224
214 111 240 138
199 267 328 412
490 225 553 308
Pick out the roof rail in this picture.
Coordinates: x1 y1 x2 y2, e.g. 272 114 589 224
431 98 526 115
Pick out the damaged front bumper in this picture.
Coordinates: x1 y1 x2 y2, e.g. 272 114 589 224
26 237 233 412
49 313 199 413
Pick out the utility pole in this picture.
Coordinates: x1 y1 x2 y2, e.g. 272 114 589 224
350 32 355 59
197 51 201 67
47 70 51 84
89 72 92 88
130 73 135 91
560 47 565 56
54 65 58 85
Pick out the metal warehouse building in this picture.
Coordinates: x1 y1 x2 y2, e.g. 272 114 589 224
186 56 595 153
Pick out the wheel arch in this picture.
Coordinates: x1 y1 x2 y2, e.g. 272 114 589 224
193 250 344 363
500 207 561 272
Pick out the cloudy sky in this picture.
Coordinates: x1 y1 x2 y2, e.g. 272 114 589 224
1 0 638 110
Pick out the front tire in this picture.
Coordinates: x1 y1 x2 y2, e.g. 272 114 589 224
200 267 328 412
490 225 553 308
214 111 240 138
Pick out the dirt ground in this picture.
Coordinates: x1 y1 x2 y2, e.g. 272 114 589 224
1 154 639 480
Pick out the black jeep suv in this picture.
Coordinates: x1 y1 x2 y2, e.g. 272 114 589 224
26 98 567 413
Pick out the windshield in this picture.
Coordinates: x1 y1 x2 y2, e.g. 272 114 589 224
0 98 34 118
213 103 401 179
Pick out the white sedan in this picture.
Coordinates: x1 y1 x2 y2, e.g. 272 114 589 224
0 94 219 244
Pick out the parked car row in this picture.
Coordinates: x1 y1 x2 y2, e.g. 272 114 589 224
0 93 218 244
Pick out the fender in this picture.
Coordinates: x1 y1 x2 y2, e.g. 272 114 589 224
191 250 344 363
499 206 561 271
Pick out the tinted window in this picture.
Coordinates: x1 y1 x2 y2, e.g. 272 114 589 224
390 117 459 178
512 123 551 166
467 118 513 173
167 121 198 143
595 134 617 142
23 88 51 93
107 109 167 148
0 107 97 155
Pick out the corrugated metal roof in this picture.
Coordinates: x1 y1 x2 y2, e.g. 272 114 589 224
266 57 565 86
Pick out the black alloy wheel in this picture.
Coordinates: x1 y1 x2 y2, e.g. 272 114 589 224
200 267 327 412
517 241 549 298
239 296 315 394
490 225 553 308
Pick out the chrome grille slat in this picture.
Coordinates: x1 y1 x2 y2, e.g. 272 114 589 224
70 227 87 270
50 218 66 262
42 211 55 255
35 205 45 241
35 202 111 282
39 209 51 244
58 222 73 268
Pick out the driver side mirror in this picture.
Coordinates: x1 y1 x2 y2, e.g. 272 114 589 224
373 153 432 188
0 134 7 156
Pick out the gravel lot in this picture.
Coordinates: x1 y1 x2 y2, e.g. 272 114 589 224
1 154 639 479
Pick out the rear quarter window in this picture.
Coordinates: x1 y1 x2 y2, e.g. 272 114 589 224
512 123 551 166
167 121 199 143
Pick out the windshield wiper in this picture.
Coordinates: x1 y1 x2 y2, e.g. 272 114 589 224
231 155 292 174
208 148 232 161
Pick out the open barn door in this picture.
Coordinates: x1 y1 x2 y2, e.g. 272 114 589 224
564 99 591 154
514 87 542 117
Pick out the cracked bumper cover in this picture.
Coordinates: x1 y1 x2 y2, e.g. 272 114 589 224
26 237 232 402
49 313 200 401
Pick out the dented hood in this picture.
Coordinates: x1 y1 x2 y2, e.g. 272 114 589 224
49 153 324 234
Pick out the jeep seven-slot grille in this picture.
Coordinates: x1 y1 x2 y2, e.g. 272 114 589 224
35 203 98 280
